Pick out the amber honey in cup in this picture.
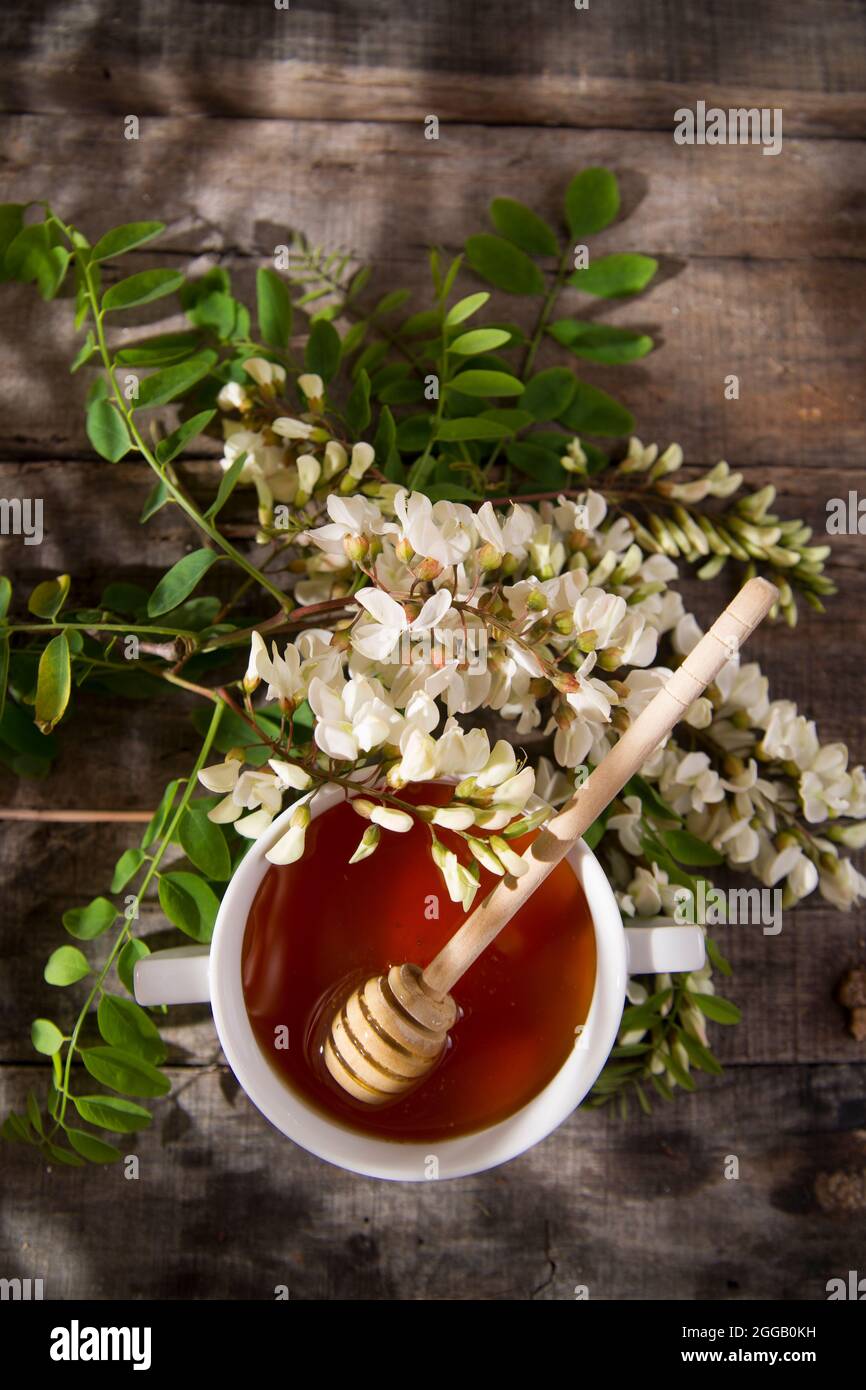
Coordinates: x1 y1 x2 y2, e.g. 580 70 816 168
241 785 596 1143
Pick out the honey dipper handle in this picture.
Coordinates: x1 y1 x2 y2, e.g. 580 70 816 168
422 577 778 999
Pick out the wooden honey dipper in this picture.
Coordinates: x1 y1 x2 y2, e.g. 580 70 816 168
324 577 778 1104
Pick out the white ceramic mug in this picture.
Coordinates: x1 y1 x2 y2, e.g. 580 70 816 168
134 784 704 1181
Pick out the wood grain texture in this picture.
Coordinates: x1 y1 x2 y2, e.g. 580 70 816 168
1 0 864 1303
1 0 864 135
1 1062 865 1299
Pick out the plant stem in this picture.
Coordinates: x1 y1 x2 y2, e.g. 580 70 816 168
54 699 226 1130
72 234 292 614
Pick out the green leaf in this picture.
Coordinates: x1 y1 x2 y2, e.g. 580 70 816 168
42 1139 85 1166
622 773 680 823
445 292 489 327
158 870 220 942
689 992 742 1025
85 398 131 461
675 1029 724 1075
116 330 203 368
65 1127 123 1163
179 807 231 881
91 221 166 262
305 318 341 383
568 253 658 298
346 368 372 436
437 417 514 442
35 633 71 734
140 476 172 523
659 829 724 867
489 197 558 256
118 938 150 996
464 234 545 295
564 167 620 238
548 319 653 364
97 993 166 1065
31 1018 64 1055
2 1111 36 1144
142 778 181 850
44 944 90 985
447 370 524 398
559 381 635 437
506 441 566 489
0 634 8 723
135 351 218 410
147 549 218 617
662 1049 695 1091
156 409 216 465
521 367 577 421
111 848 146 893
256 267 292 348
62 896 117 940
28 574 70 620
73 1095 153 1133
0 575 11 620
70 330 97 374
424 482 482 502
373 288 411 317
449 328 511 355
81 1046 170 1098
0 203 25 280
102 268 185 313
204 451 247 521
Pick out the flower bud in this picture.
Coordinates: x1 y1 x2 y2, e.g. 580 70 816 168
342 532 370 564
349 824 380 864
412 555 443 582
350 797 377 819
476 542 503 571
466 837 505 875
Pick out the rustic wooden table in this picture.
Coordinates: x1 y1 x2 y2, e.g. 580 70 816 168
1 0 864 1300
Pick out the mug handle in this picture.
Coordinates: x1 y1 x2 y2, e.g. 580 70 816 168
624 924 705 975
134 946 211 1006
132 926 705 1005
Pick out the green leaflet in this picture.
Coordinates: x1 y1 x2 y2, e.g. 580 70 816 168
489 197 558 257
91 221 166 262
34 633 71 734
564 167 621 238
257 267 292 348
147 549 219 617
464 235 545 295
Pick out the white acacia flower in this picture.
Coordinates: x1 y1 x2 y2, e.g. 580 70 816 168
272 415 316 441
369 805 413 833
307 494 392 556
660 751 725 815
760 701 819 769
799 744 855 823
572 588 626 648
219 428 286 483
244 358 286 391
251 632 304 710
308 675 402 761
351 587 453 662
394 490 475 567
432 720 490 778
297 373 324 404
607 795 644 855
217 381 250 412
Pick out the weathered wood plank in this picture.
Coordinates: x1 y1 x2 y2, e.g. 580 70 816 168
1 0 864 135
1 1062 864 1299
3 116 865 263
